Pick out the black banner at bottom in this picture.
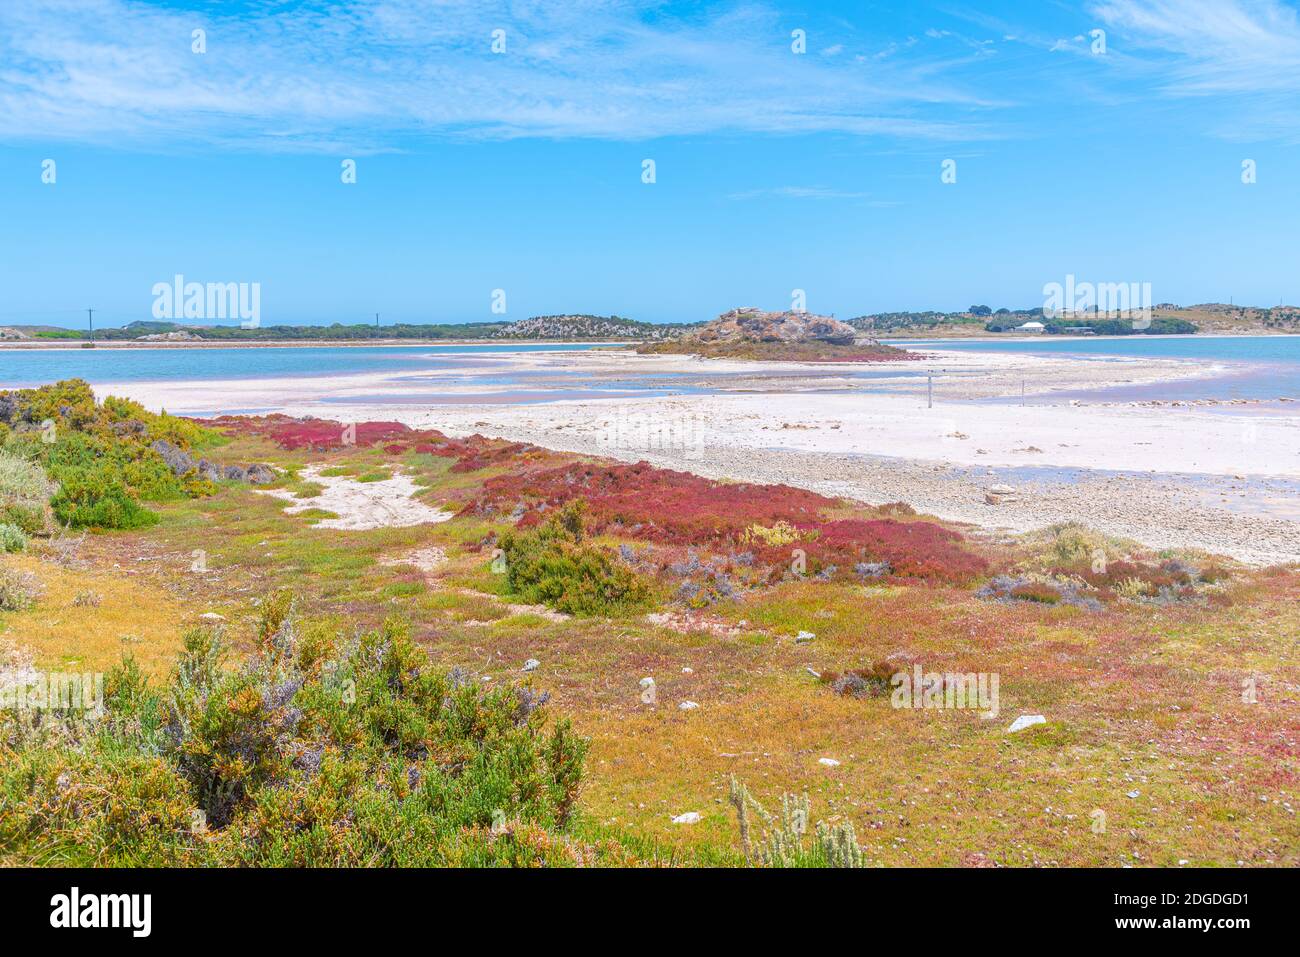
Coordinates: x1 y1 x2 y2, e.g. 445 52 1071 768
0 866 1279 942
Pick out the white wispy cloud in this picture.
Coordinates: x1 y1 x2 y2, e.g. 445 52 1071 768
0 0 998 151
1091 0 1300 93
1089 0 1300 139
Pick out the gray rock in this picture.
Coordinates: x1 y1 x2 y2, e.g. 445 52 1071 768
150 439 195 476
245 464 276 484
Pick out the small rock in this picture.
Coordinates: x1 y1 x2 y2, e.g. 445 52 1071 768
1127 790 1140 799
1007 714 1047 734
818 757 841 767
794 630 816 644
522 658 540 672
245 463 276 485
639 677 655 690
679 700 699 711
988 483 1018 495
671 812 701 825
198 612 225 623
681 667 694 674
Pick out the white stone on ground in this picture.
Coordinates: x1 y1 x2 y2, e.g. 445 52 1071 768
1007 714 1047 733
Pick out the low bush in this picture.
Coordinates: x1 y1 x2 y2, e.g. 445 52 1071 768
0 380 221 530
0 593 597 866
0 451 56 536
0 564 40 611
497 501 653 617
0 524 27 553
820 661 897 698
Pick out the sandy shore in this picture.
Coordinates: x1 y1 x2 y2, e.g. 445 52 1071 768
98 348 1300 565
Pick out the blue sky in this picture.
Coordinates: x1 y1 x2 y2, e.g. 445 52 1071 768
1 0 1298 328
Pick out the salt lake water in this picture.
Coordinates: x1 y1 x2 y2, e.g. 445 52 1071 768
0 343 610 388
3 335 1298 404
907 335 1300 402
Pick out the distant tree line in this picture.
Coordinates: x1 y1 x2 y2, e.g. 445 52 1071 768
983 317 1198 335
33 320 512 341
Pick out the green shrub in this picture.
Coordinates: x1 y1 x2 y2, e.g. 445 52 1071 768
51 476 159 530
0 593 596 866
0 452 55 536
498 501 653 617
0 524 27 553
0 380 220 531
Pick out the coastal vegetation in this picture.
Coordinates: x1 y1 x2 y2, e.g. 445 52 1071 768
489 315 697 341
4 320 510 342
1 383 1296 867
1 315 696 344
0 380 230 531
8 302 1300 346
982 316 1199 335
0 595 598 866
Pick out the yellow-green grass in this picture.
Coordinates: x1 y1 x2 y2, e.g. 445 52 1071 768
0 552 188 677
5 430 1296 867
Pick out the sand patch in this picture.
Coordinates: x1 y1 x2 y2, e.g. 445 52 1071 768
257 466 453 531
645 611 744 637
503 602 570 621
380 545 449 573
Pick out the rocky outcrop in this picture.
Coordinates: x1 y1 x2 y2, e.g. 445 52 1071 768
150 440 276 484
694 308 857 346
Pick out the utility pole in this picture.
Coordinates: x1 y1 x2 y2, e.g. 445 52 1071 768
927 374 933 409
375 312 380 328
87 308 94 340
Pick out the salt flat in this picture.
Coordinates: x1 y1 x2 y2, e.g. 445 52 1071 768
100 347 1300 564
